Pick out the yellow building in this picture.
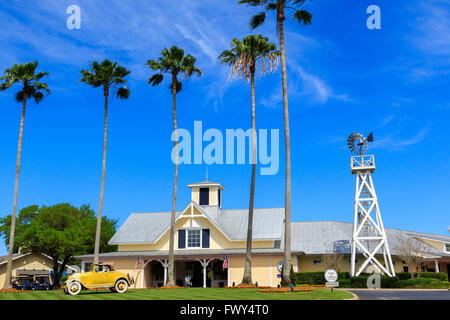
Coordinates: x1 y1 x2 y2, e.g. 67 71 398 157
0 252 77 287
75 180 450 288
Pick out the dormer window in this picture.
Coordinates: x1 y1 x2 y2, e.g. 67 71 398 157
187 229 201 248
178 228 210 249
445 243 450 252
199 188 209 205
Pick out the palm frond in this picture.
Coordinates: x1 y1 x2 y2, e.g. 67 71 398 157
116 87 130 99
148 74 164 86
265 3 277 10
168 79 182 94
238 0 269 6
250 12 266 29
293 9 312 25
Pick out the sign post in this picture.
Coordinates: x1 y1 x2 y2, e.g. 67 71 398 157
324 269 339 292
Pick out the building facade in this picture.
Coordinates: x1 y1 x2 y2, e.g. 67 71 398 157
0 252 77 287
75 180 450 288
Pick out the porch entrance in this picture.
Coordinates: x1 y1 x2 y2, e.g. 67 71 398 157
175 259 227 288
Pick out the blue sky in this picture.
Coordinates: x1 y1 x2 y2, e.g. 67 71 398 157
0 0 449 255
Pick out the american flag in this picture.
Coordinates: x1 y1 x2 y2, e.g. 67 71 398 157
222 255 229 271
134 256 141 270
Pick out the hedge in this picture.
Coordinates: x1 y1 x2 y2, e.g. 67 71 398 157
396 272 448 281
292 271 449 288
291 272 350 285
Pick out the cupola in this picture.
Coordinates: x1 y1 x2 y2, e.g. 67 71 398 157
187 179 225 207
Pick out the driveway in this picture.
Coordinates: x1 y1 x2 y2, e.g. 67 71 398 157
349 289 450 300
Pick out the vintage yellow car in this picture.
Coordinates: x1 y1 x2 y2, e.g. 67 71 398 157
63 262 134 295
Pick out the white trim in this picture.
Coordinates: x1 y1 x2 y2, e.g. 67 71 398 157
445 243 450 253
152 202 233 244
177 228 211 250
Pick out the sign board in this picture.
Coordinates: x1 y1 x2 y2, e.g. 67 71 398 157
325 281 339 288
324 269 338 282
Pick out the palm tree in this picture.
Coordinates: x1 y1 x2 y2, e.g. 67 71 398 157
238 0 312 287
0 61 50 288
146 46 202 286
79 59 130 265
219 35 279 285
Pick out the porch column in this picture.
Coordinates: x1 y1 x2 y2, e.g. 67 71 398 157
434 259 440 273
197 259 213 288
159 259 169 286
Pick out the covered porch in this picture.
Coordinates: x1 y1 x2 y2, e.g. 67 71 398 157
423 256 450 278
142 257 227 288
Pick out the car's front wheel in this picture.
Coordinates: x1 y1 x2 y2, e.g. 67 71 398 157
67 281 82 296
114 279 128 293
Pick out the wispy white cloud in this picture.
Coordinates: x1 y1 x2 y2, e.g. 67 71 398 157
371 127 431 151
379 115 395 127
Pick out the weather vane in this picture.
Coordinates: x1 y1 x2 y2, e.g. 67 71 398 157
347 132 373 156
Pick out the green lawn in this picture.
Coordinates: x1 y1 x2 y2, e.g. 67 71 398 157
0 288 353 300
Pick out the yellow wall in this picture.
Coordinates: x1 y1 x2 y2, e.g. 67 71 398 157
0 253 55 288
191 189 199 204
228 255 298 287
297 254 410 274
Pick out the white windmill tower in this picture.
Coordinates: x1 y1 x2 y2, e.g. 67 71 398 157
348 132 396 277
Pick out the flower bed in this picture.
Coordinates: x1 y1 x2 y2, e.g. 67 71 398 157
145 285 185 289
259 287 314 293
225 284 271 289
0 288 25 293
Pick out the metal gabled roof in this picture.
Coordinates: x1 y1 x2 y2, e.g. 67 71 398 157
108 206 284 245
290 221 450 256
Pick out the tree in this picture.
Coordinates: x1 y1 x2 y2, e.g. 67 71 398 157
0 61 50 288
238 0 312 287
0 203 117 287
219 35 279 284
79 59 130 265
321 242 344 271
146 46 202 286
395 234 429 278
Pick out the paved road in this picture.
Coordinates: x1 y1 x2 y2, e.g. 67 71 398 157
349 289 450 300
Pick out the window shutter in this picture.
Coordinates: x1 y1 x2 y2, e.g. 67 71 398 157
202 229 210 248
178 229 186 249
200 188 209 205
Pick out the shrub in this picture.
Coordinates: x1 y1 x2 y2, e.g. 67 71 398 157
396 272 412 280
399 278 450 289
292 272 325 285
380 276 400 288
420 272 448 282
396 272 448 281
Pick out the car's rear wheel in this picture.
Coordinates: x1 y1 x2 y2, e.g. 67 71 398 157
114 279 128 293
67 281 82 296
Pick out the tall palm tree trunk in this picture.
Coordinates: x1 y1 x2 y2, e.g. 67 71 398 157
278 7 292 287
167 75 178 286
3 90 27 289
242 68 257 285
94 86 109 265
